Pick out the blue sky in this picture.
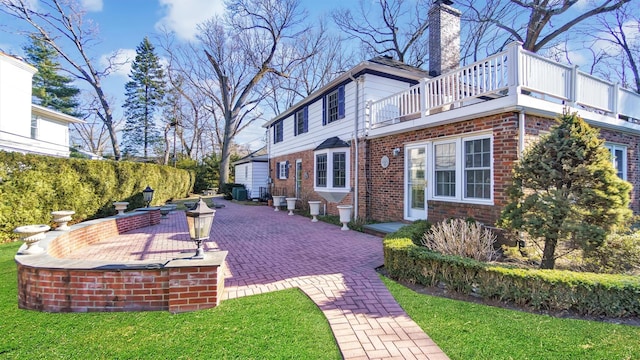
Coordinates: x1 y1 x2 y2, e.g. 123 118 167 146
0 0 344 150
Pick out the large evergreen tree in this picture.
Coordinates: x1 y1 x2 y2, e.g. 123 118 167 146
122 37 166 159
498 112 632 269
23 34 81 117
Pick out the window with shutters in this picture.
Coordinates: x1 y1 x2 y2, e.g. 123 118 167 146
274 120 283 143
323 85 345 125
278 161 288 179
294 107 308 135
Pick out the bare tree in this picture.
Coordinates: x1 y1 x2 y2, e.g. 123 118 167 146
263 21 354 115
1 0 127 159
458 0 631 56
70 95 121 156
195 0 317 184
332 0 431 66
593 5 640 92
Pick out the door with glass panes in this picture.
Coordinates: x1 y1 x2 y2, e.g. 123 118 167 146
406 146 427 220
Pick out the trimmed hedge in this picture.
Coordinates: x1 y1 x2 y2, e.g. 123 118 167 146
384 236 640 318
0 151 194 242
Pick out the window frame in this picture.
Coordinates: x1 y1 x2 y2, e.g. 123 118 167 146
314 148 350 192
31 115 39 139
605 143 627 180
294 106 308 136
427 133 494 205
278 162 287 180
273 120 284 143
322 85 345 125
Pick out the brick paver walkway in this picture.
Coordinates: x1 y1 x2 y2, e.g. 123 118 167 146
68 199 448 360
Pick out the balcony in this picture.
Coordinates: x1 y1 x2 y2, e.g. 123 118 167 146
368 42 640 132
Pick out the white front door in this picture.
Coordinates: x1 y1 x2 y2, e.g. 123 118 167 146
406 146 427 220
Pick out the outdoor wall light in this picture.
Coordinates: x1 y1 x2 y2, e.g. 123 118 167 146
142 185 154 208
185 198 216 259
392 148 401 157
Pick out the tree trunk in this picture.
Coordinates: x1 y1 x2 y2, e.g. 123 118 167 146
540 237 558 269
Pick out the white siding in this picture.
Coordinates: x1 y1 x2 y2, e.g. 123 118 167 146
234 161 269 199
250 162 269 198
36 116 69 147
0 54 36 137
269 73 417 158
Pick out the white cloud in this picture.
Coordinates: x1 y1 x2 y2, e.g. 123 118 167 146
156 0 225 41
80 0 103 12
101 48 137 78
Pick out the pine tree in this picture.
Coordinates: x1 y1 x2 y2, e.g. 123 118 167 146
122 37 166 160
498 112 632 269
23 34 82 117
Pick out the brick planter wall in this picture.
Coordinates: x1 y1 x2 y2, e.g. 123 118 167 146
15 209 227 313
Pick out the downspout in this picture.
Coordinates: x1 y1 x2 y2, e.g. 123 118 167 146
518 110 526 156
348 72 361 219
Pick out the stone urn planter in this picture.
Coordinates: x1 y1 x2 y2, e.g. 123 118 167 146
285 198 297 216
113 202 129 216
14 224 50 255
272 195 286 211
308 201 321 222
160 207 172 219
337 205 353 231
51 210 75 231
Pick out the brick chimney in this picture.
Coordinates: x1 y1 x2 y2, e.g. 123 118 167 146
429 0 461 77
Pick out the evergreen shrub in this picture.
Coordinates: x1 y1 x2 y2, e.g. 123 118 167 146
384 222 640 317
0 151 194 242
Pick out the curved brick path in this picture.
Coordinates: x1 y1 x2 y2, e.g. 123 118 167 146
68 199 448 359
210 200 448 360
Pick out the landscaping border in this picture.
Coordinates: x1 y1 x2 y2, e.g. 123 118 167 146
384 237 640 317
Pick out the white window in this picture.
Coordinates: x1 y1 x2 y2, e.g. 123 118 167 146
278 162 287 179
31 115 38 139
429 134 493 204
434 142 456 197
605 143 627 180
314 149 350 191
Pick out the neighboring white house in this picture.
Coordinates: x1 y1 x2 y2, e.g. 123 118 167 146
0 51 84 158
233 148 269 200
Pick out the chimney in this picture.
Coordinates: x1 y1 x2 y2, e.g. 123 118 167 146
429 0 461 77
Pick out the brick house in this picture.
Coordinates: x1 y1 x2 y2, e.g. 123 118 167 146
264 0 640 226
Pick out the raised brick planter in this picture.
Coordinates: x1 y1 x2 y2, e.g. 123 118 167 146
15 208 226 313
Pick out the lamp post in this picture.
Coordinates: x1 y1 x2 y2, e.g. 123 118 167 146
142 186 154 208
185 198 216 259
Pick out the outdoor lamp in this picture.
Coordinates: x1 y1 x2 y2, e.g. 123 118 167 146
185 198 216 259
142 185 154 208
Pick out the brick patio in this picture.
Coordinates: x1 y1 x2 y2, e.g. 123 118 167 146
68 199 449 359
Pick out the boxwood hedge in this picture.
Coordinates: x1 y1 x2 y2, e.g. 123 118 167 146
0 151 194 242
384 229 640 317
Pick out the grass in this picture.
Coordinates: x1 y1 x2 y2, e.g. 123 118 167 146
0 242 340 359
382 275 640 360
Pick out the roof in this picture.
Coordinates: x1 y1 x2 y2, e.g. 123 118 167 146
368 55 430 76
232 147 269 165
314 137 350 151
263 57 429 128
32 104 85 124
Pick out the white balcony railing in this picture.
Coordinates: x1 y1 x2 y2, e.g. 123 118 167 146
369 42 640 128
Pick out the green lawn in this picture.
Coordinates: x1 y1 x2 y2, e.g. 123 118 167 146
0 242 340 359
382 276 640 360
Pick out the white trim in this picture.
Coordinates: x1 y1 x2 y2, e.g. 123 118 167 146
278 162 287 179
313 148 351 192
403 132 494 220
605 142 627 180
